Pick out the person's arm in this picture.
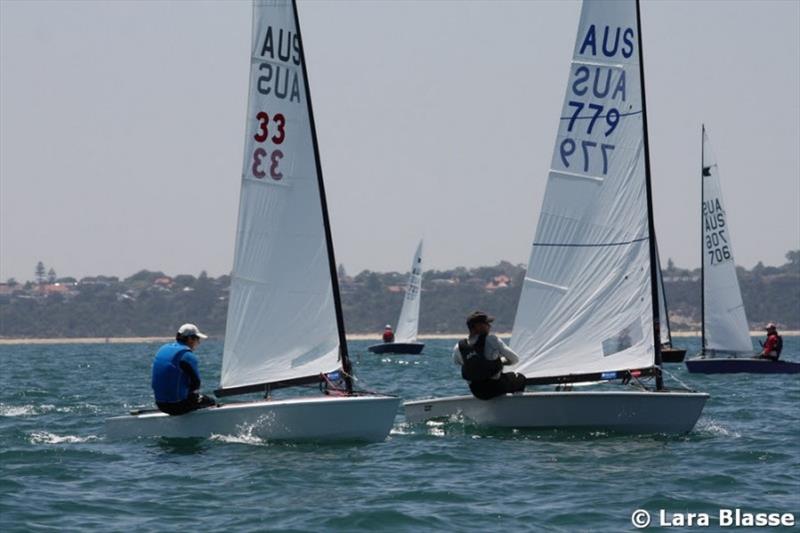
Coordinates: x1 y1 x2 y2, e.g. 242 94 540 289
179 357 201 392
452 343 463 366
494 335 520 365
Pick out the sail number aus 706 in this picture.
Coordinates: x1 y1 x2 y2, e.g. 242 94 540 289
251 111 285 181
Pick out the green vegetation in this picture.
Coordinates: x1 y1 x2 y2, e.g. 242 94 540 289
1 252 797 338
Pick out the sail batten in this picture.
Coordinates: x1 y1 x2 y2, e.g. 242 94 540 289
220 0 343 391
510 0 655 380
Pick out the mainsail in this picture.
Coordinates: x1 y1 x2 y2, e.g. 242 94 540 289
220 0 344 392
394 240 424 343
511 0 657 380
701 127 752 355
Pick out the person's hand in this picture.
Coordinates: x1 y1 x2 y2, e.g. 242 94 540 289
500 356 509 365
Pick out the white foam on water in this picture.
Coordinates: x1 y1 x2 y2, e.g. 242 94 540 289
29 431 100 444
390 423 413 436
0 404 37 417
696 419 741 438
210 418 270 446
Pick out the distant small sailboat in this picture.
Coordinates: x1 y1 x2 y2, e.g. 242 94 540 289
106 0 400 441
405 0 708 433
369 240 425 355
656 244 686 363
686 127 799 374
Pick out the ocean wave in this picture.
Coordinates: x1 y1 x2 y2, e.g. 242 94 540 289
0 403 100 417
695 419 741 438
0 403 38 416
29 431 101 444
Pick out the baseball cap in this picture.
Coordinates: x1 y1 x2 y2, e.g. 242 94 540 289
765 323 777 331
466 311 495 327
178 323 208 339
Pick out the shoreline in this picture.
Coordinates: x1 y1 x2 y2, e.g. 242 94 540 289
1 331 797 345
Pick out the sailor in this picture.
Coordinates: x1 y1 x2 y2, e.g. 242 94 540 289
759 323 783 361
382 324 395 343
453 311 526 400
152 323 216 415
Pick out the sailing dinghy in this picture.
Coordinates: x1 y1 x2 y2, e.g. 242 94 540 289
656 245 686 363
106 0 400 441
685 127 799 374
368 240 425 355
405 0 708 434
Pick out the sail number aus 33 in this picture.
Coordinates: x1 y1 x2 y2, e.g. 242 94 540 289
251 111 285 181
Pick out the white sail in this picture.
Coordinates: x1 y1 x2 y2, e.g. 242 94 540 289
511 0 655 379
701 128 752 355
656 245 671 345
220 0 340 389
394 240 424 343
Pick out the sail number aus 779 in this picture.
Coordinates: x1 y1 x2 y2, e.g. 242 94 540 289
559 102 619 175
251 111 285 181
561 139 615 175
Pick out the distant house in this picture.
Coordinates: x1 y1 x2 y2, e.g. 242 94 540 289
153 276 174 288
386 285 404 293
39 283 76 299
485 275 511 291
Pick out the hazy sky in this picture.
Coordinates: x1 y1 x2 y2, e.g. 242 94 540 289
2 0 798 282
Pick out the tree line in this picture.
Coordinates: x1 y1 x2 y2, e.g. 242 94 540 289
1 252 798 338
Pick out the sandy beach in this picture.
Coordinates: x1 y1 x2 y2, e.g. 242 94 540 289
1 331 797 345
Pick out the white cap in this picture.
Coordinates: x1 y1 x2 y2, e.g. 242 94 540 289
385 324 392 329
178 323 208 339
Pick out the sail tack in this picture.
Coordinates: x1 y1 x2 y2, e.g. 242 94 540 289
511 0 655 379
701 129 752 355
220 0 340 390
394 240 424 343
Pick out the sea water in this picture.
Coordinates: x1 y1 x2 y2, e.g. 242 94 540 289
1 337 798 532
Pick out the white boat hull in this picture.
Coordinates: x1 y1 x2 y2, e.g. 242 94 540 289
106 395 400 442
404 390 708 434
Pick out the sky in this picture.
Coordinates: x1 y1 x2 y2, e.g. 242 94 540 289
1 0 798 282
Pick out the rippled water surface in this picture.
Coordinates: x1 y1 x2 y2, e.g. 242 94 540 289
1 337 798 531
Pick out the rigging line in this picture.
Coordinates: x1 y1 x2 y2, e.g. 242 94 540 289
660 366 694 392
533 236 649 248
560 109 643 121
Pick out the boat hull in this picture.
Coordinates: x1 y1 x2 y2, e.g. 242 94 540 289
404 390 708 434
367 342 425 354
106 395 400 442
661 347 686 363
686 357 800 374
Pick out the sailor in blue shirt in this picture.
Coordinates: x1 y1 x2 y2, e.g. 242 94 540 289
152 323 216 415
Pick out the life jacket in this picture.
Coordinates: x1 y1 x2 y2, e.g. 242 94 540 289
151 342 194 403
459 333 503 382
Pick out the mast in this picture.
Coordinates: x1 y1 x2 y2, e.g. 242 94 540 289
292 0 353 392
635 0 664 390
700 123 706 354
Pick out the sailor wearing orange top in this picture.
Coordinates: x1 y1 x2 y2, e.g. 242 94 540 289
759 323 783 361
